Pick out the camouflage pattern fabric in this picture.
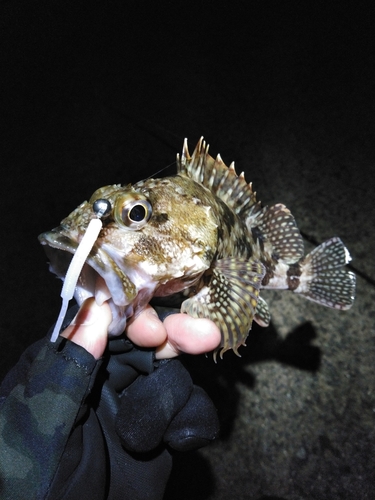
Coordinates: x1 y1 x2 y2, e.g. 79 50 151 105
0 337 101 499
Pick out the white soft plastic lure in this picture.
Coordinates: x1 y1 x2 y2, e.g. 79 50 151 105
50 199 111 341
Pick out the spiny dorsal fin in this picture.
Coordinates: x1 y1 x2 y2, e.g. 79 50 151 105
177 137 261 219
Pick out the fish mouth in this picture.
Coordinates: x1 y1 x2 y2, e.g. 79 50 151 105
39 228 132 336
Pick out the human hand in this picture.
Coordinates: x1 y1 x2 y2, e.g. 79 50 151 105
60 297 112 359
61 299 221 360
126 304 221 359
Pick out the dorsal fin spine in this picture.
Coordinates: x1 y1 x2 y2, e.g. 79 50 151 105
178 137 260 218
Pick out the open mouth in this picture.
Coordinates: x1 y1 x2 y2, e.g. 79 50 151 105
39 229 131 337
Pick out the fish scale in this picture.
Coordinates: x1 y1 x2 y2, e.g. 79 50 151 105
39 137 356 358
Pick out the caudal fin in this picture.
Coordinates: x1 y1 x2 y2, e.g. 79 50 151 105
297 237 356 310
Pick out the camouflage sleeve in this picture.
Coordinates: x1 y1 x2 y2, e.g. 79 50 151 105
0 336 101 500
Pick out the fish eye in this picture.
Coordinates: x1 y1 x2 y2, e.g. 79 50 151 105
122 200 152 228
128 204 147 222
114 195 152 230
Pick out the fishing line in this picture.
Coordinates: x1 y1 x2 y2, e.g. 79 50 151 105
144 160 177 180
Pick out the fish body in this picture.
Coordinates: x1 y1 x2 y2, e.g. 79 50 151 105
39 138 356 357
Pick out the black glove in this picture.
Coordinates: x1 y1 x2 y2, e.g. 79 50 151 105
115 357 220 453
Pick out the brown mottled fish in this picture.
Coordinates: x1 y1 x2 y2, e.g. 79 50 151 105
39 138 356 358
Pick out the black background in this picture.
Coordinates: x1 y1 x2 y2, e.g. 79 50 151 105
1 2 374 499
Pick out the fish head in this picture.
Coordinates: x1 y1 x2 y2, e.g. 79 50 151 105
39 176 219 336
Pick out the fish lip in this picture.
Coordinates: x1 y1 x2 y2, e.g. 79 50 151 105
38 229 130 334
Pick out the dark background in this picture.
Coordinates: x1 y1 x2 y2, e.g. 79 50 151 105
1 2 374 499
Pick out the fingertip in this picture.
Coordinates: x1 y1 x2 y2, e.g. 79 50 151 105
126 305 168 348
163 314 221 355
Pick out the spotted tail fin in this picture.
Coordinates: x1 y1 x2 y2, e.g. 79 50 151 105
296 237 356 309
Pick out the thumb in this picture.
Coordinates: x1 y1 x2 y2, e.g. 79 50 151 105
60 298 112 359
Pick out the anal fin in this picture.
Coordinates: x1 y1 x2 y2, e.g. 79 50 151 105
254 296 271 327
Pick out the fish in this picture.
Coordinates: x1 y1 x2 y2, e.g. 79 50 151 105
38 137 356 358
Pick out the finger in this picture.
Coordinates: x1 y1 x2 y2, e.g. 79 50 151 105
61 298 112 359
156 314 221 359
126 304 168 348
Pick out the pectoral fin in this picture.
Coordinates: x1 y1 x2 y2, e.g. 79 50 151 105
181 257 265 359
